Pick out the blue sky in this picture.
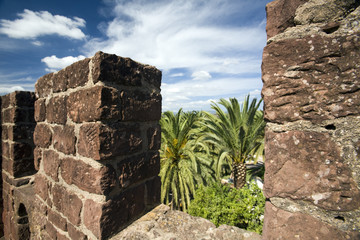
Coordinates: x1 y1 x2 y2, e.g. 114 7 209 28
0 0 271 111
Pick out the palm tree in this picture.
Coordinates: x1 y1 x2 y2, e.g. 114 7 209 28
200 96 265 189
159 109 214 212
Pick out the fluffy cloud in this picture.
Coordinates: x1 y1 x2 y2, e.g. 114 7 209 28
83 0 266 74
41 55 86 72
191 71 211 81
0 9 86 40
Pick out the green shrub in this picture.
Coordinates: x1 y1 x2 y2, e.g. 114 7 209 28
188 181 265 234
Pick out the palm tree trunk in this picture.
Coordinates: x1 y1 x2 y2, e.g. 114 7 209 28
232 162 246 189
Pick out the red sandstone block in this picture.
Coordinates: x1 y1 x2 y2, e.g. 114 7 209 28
35 73 53 98
34 174 52 207
263 201 360 239
34 98 46 122
60 157 117 195
262 34 360 123
8 124 35 141
67 224 87 240
117 152 160 189
43 150 60 182
67 85 121 123
33 124 52 148
1 94 10 109
52 125 76 155
147 124 161 150
78 122 142 161
45 222 57 240
48 209 67 232
11 142 33 161
121 90 161 122
34 147 42 171
46 95 67 124
145 176 161 207
52 184 82 226
2 141 10 160
264 129 360 211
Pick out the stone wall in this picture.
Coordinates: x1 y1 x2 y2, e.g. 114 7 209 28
262 0 360 239
1 91 36 240
1 51 162 240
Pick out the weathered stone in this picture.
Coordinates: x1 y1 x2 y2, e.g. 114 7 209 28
42 150 60 182
264 130 360 211
48 209 67 232
1 94 10 109
52 184 82 226
33 124 52 148
265 0 309 39
34 174 51 206
147 125 161 150
111 204 262 240
35 73 53 98
67 224 87 240
145 177 161 207
60 157 117 195
2 108 28 124
263 201 360 240
8 124 35 141
34 147 42 171
67 85 121 123
34 98 46 122
46 95 67 124
262 33 360 123
11 142 33 161
294 0 360 25
52 125 76 155
78 122 142 160
117 153 160 189
121 90 161 121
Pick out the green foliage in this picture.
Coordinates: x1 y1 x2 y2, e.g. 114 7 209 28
199 95 265 187
188 181 265 234
159 109 215 212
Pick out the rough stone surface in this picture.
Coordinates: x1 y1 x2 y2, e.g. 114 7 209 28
264 130 360 211
265 0 309 39
111 204 262 240
263 201 360 240
262 0 360 238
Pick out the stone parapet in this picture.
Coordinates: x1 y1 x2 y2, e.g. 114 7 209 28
262 0 360 239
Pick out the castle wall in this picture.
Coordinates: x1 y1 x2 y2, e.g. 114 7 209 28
1 91 36 240
262 0 360 239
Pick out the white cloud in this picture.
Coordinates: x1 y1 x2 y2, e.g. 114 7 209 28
32 40 43 46
169 73 184 77
41 55 86 72
0 9 86 40
0 86 25 95
191 71 211 81
83 0 266 74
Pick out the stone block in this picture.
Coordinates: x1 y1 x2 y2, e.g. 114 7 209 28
121 90 161 122
145 176 161 207
264 130 360 211
52 184 82 226
83 184 145 239
265 0 309 39
35 73 53 98
2 108 28 124
263 201 360 240
10 91 35 107
8 124 35 141
33 124 52 148
117 152 160 189
1 94 10 109
34 147 42 171
67 224 87 240
78 122 142 160
43 150 60 182
34 174 52 207
48 209 67 232
46 95 67 124
60 157 117 195
147 124 161 150
11 142 33 161
262 33 360 123
52 125 76 155
34 98 46 122
67 85 121 123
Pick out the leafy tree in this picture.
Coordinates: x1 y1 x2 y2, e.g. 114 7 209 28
159 109 214 212
189 181 265 234
200 96 265 188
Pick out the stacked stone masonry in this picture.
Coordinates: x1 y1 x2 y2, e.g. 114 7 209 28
262 0 360 239
1 51 162 240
